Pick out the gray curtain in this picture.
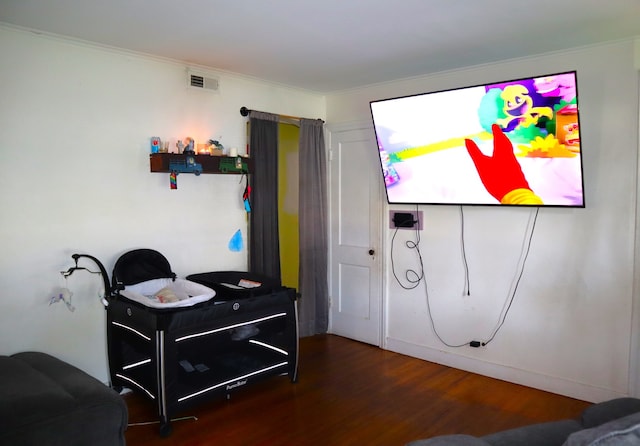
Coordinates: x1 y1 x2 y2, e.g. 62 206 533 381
298 118 328 336
248 111 281 282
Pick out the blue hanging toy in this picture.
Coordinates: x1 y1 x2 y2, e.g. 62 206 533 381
242 174 251 213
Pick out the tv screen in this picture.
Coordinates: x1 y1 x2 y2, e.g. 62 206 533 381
370 71 585 207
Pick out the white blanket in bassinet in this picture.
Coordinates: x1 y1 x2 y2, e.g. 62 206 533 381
119 278 215 309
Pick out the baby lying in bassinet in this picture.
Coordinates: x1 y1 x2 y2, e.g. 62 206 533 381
119 278 215 309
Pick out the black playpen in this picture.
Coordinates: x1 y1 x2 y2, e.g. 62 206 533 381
103 249 298 436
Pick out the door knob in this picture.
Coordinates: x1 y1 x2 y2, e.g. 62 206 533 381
368 249 375 256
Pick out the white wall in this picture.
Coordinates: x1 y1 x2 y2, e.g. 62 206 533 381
326 39 640 402
0 25 325 382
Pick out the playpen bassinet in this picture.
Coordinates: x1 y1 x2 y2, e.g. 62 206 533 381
106 249 298 436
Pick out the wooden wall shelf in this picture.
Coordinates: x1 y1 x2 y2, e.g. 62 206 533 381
150 153 251 175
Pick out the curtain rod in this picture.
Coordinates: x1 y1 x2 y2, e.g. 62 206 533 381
239 106 324 123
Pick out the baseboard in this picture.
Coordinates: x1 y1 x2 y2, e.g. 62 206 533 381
384 337 626 403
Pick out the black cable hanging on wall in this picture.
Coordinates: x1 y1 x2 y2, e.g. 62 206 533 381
390 206 540 348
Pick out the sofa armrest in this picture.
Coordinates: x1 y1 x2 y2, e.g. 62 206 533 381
482 419 582 446
0 352 127 446
580 398 640 429
565 412 640 445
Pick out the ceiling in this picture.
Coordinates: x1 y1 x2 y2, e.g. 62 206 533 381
1 0 639 93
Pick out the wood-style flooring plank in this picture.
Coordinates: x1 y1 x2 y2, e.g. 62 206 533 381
124 334 590 445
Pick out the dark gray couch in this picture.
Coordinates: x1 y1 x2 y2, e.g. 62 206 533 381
0 351 128 446
407 397 640 446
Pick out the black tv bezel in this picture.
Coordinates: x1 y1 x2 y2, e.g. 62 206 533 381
369 70 586 208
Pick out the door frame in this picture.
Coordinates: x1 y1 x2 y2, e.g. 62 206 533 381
629 60 640 398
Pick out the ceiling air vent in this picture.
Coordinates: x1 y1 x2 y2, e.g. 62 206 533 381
188 72 220 92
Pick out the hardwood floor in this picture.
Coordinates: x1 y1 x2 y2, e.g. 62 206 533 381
124 334 590 445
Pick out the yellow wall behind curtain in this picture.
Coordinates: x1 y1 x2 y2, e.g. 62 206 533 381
278 123 299 289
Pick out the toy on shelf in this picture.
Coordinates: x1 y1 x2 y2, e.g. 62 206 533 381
150 137 161 153
169 156 202 176
219 156 248 173
183 137 195 155
168 154 202 189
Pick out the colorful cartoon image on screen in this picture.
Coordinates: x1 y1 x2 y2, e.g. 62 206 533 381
369 71 584 207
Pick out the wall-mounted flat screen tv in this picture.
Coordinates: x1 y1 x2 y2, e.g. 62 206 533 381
370 71 585 207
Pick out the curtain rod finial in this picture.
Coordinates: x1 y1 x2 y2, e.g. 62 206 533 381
240 106 250 117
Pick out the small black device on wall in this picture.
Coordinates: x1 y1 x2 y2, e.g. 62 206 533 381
394 212 416 228
390 210 423 230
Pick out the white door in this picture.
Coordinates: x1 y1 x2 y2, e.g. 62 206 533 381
328 123 383 346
